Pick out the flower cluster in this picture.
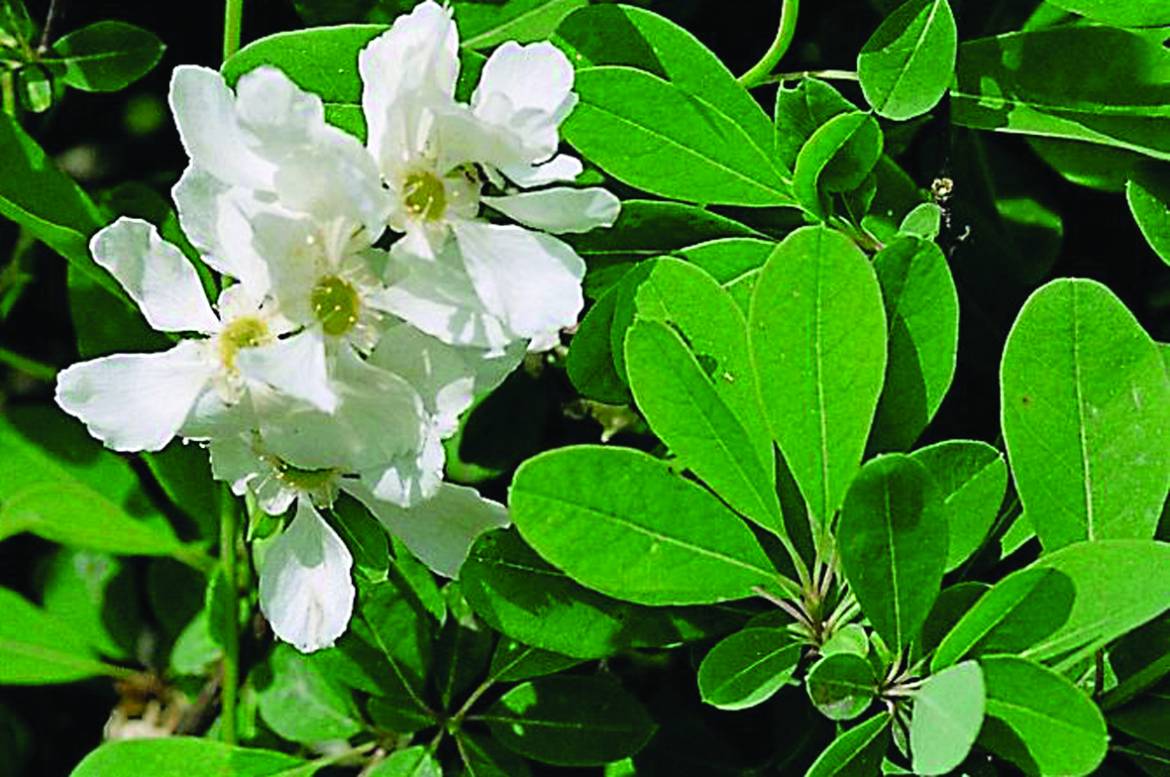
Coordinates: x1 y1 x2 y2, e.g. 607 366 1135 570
54 1 618 653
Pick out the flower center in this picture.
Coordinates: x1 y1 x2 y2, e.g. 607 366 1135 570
310 275 361 336
218 316 271 371
402 171 447 221
274 462 339 492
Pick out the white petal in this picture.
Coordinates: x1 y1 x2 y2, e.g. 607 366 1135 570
55 340 215 452
452 220 585 345
169 65 275 190
173 166 271 294
236 328 336 413
91 218 220 334
358 422 445 507
500 154 583 188
483 187 620 234
473 41 577 162
259 499 355 653
343 480 509 578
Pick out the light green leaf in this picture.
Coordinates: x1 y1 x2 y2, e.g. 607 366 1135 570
42 549 140 660
674 237 777 307
256 644 363 744
748 226 887 528
838 454 948 649
1127 167 1170 267
774 77 856 174
793 112 883 215
858 0 956 120
562 66 793 207
910 661 984 775
0 586 116 685
1043 0 1170 26
898 203 942 239
911 440 1007 571
458 0 586 50
805 713 891 777
952 26 1170 161
367 746 440 777
697 628 801 711
806 652 878 721
69 738 311 777
482 676 655 766
510 446 784 605
48 21 164 92
553 4 773 154
1001 279 1170 548
979 655 1107 777
462 529 741 660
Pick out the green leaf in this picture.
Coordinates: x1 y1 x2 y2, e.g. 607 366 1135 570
509 446 783 605
48 21 164 92
910 661 984 775
870 238 959 452
774 77 856 174
898 203 942 240
1110 677 1170 750
1102 615 1170 710
952 26 1170 161
626 320 782 535
462 529 741 660
806 652 878 721
1043 0 1170 26
1001 279 1170 548
0 408 189 558
69 738 311 777
858 0 956 120
434 613 493 710
919 582 989 659
910 440 1007 571
367 746 440 777
488 639 581 684
567 282 631 404
482 675 655 766
805 713 891 777
675 237 777 308
255 644 363 744
458 0 587 50
457 731 533 777
793 112 883 215
748 226 888 528
979 655 1107 777
562 66 793 207
838 454 948 649
553 4 773 154
1127 166 1170 267
696 628 801 710
0 586 115 684
42 549 141 660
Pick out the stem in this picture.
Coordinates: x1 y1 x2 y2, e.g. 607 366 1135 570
764 69 860 86
738 0 800 88
311 741 376 769
222 0 244 61
218 486 240 745
0 344 56 380
1092 649 1105 698
1 70 14 117
37 0 62 53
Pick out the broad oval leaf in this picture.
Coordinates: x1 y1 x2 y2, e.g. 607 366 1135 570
838 454 948 649
870 237 959 452
911 440 1007 571
483 675 655 766
510 446 783 605
858 0 957 120
979 656 1107 777
256 644 363 744
48 21 164 92
774 77 856 174
806 652 878 721
1044 0 1170 27
562 66 794 207
697 627 801 710
910 661 985 776
457 0 587 50
748 226 888 528
0 586 114 684
1001 278 1170 548
1127 167 1170 267
806 713 891 777
793 112 883 214
69 738 309 777
367 746 440 777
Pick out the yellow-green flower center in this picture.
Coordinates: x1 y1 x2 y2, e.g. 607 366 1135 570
274 462 338 492
310 275 361 336
218 316 271 371
402 171 447 221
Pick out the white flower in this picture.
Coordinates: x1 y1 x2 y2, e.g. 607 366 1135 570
358 0 620 353
55 218 289 452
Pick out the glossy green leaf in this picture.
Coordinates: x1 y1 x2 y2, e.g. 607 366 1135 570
458 0 587 50
0 586 114 684
674 237 777 307
625 322 782 535
898 203 942 240
567 282 630 404
1001 279 1170 548
806 713 891 777
1102 616 1170 710
457 731 533 777
42 549 140 660
367 747 440 777
483 675 655 766
255 644 363 744
870 238 959 451
911 440 1007 571
774 77 856 173
806 653 878 721
697 628 801 710
70 739 311 777
838 454 947 649
562 66 793 207
1044 0 1170 26
748 226 887 528
858 0 956 120
953 26 1170 161
1127 167 1170 266
462 529 741 659
488 639 581 684
910 661 984 775
48 21 164 92
979 656 1107 776
794 112 883 214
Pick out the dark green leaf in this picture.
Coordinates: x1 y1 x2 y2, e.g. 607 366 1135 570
488 639 581 684
49 21 164 92
697 628 801 710
457 731 533 777
1127 166 1170 267
805 713 891 777
806 652 878 721
567 282 631 404
367 746 440 777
